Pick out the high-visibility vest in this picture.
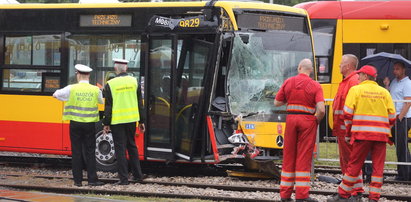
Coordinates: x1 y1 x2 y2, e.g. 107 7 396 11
343 80 396 143
108 75 140 125
63 83 99 122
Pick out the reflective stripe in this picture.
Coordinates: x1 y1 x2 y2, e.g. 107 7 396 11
369 186 381 194
287 105 315 113
343 175 357 182
343 105 354 114
335 110 344 115
340 125 346 130
351 126 390 134
353 182 363 189
340 183 352 192
371 176 383 183
281 171 296 178
296 172 310 177
295 181 310 187
280 181 294 187
64 106 98 111
63 112 98 118
344 120 352 125
389 113 396 119
353 115 388 122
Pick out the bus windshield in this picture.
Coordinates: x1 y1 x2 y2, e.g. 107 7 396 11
227 30 313 115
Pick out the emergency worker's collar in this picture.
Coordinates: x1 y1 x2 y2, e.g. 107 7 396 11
298 73 310 77
79 80 89 84
343 71 357 81
359 80 377 85
116 72 128 77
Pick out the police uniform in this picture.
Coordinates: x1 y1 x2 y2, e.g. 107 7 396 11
53 64 103 187
103 58 145 185
275 73 324 200
329 65 396 202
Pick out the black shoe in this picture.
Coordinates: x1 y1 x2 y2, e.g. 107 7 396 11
88 181 105 186
114 181 129 185
132 174 147 182
74 182 82 187
368 200 377 202
281 198 294 202
296 197 318 202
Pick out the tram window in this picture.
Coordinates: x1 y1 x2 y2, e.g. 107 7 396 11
67 35 141 86
2 69 60 92
5 35 61 66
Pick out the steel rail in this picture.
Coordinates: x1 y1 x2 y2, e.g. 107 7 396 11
1 173 411 201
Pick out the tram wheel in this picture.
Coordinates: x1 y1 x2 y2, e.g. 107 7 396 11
95 130 117 172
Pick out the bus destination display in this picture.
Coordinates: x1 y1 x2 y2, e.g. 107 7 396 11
80 15 132 27
237 13 305 32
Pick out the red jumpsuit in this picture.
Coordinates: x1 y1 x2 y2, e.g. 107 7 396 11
332 72 363 195
276 73 324 200
339 80 396 201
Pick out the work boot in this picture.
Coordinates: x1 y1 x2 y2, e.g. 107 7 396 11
350 193 363 202
368 199 377 202
281 198 294 202
327 194 350 202
296 197 318 202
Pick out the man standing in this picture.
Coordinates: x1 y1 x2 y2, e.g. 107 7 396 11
332 54 364 198
327 65 396 202
274 58 325 202
103 58 145 185
53 64 104 187
383 62 411 181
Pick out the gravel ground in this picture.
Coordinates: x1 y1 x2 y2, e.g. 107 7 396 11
0 165 408 202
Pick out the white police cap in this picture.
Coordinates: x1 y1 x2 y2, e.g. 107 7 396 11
113 58 129 64
75 64 93 73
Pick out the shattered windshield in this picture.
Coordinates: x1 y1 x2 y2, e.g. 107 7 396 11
227 31 313 115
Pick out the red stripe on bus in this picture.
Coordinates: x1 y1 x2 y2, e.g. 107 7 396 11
206 116 219 163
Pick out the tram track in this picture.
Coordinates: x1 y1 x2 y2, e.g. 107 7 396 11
1 172 410 201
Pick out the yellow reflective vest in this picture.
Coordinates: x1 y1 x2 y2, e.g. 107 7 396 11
63 83 99 122
343 80 396 143
107 75 140 125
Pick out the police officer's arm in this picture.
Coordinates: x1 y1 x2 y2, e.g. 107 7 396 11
98 89 103 104
53 85 71 101
103 84 113 126
137 85 145 123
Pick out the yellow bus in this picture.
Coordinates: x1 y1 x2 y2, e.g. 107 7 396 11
0 1 314 173
297 1 411 138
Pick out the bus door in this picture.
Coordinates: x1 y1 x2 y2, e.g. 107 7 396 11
145 35 213 161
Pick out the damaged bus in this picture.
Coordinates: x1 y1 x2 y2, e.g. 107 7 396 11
0 1 314 176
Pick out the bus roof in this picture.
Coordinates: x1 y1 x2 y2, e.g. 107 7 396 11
0 1 306 15
295 1 411 20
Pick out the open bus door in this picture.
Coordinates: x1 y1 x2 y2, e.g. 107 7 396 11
145 34 213 162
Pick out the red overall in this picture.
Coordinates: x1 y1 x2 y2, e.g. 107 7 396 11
332 72 363 195
276 74 324 199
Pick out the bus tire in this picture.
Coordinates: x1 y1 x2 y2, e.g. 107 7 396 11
95 123 117 172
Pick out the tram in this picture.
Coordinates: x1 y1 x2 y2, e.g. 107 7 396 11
0 1 315 173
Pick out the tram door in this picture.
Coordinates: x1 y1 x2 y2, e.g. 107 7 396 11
146 35 212 161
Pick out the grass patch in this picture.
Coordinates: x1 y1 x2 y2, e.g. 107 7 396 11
315 142 410 169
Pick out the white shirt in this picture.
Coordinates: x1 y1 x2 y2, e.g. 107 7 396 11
389 76 411 117
53 80 103 104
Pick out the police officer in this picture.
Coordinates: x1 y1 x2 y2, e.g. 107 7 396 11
327 65 396 202
103 58 145 185
274 58 325 202
53 64 104 187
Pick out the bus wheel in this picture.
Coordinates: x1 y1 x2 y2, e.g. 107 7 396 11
95 130 117 172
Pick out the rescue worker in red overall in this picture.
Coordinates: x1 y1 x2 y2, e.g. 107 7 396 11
327 65 396 202
275 58 325 202
332 54 364 199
